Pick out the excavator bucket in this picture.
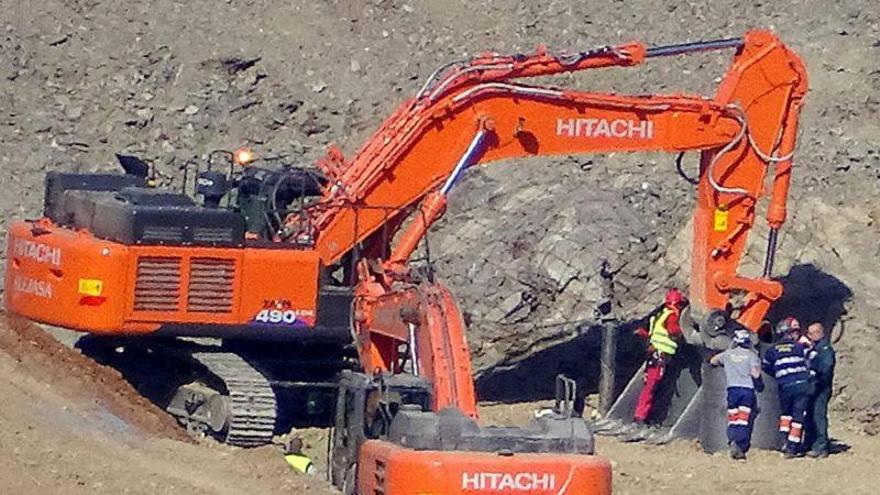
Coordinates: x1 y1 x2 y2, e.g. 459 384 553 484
597 343 785 452
597 344 703 444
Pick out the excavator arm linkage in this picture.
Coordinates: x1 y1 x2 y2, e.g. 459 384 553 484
294 30 806 415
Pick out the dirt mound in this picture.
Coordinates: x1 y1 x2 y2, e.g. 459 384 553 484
0 347 331 495
0 312 188 442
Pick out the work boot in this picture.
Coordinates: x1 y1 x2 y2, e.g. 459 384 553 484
807 450 829 459
606 422 641 437
592 418 623 433
619 422 652 443
644 426 672 445
783 447 803 459
620 427 649 443
729 441 746 461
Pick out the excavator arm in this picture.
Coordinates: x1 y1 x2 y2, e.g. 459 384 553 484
302 29 805 320
292 30 807 416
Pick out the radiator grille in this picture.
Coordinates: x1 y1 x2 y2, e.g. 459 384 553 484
134 257 181 311
187 257 235 313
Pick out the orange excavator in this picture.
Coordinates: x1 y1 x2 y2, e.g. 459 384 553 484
5 29 806 494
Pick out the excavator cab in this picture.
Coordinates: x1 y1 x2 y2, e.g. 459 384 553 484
187 150 327 241
331 371 611 495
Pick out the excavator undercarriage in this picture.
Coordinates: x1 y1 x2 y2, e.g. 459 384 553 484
75 335 358 446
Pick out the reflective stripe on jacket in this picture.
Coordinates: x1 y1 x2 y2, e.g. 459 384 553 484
762 340 810 388
649 307 679 355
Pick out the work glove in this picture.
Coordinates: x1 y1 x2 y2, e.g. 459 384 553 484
753 375 765 393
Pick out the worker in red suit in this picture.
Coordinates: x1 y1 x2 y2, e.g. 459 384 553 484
631 288 688 426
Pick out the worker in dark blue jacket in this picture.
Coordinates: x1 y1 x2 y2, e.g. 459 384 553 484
762 317 811 458
806 322 836 458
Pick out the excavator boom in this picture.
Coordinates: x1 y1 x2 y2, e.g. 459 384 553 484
330 31 807 447
302 30 806 336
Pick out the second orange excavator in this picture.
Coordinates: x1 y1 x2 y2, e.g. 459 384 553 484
5 29 806 494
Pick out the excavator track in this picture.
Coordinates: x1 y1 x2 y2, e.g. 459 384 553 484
191 351 277 447
76 336 350 448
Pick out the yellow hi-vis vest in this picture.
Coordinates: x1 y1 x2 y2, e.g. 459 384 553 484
649 307 679 356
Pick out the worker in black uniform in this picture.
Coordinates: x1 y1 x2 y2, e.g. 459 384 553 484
805 322 836 458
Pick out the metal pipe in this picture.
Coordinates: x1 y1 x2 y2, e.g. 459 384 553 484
598 322 617 415
180 161 189 195
428 63 515 101
597 264 617 416
706 107 749 196
646 38 743 58
451 83 563 104
408 322 419 376
762 228 779 277
415 58 468 100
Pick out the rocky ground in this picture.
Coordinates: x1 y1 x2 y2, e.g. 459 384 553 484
0 0 879 492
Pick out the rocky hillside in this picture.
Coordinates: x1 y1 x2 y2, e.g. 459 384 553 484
1 0 878 427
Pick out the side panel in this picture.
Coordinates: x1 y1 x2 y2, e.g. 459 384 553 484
4 220 325 340
125 244 325 339
5 220 133 333
123 243 322 331
358 440 612 495
239 247 321 328
124 245 245 325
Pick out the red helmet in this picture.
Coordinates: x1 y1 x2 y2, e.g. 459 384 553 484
665 288 685 307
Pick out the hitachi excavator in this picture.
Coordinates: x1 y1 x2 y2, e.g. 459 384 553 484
5 29 806 494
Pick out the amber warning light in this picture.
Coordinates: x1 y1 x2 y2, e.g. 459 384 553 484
233 147 254 165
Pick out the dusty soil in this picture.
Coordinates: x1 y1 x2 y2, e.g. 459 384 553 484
0 316 333 494
480 401 880 495
0 0 879 493
0 313 188 442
